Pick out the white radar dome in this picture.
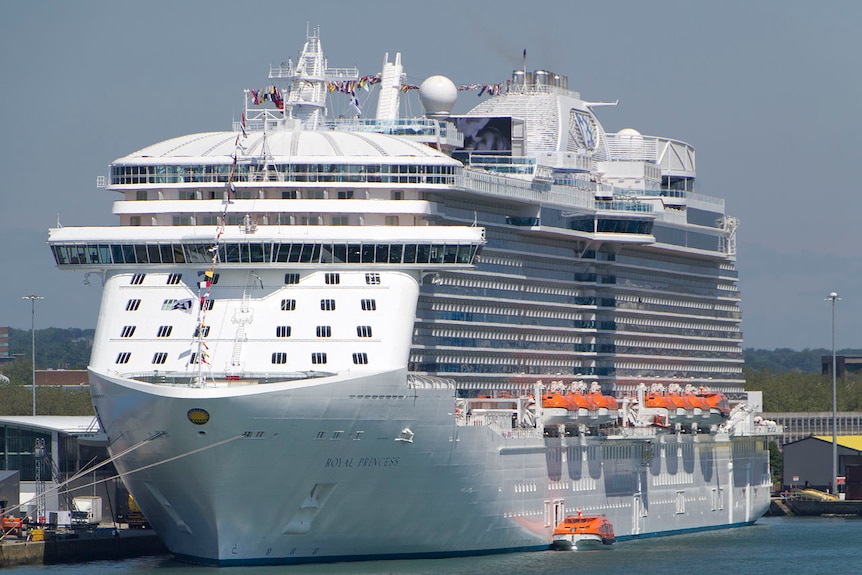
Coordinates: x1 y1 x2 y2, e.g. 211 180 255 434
419 75 457 116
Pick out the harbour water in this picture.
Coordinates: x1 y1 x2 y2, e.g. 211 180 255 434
6 516 861 574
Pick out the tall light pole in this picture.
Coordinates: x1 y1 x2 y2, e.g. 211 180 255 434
22 295 44 417
826 291 840 494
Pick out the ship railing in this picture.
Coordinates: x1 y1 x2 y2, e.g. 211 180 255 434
456 170 595 210
604 133 697 177
126 370 335 386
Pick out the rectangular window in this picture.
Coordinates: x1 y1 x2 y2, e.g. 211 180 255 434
361 299 377 311
311 352 328 364
320 299 336 311
120 326 136 338
325 272 340 285
281 299 297 311
337 190 354 199
353 352 368 365
276 326 292 338
331 216 349 226
126 299 141 311
189 352 200 364
272 352 287 364
162 299 177 311
202 299 214 311
316 326 332 338
194 325 211 338
131 273 146 285
157 325 173 338
285 273 300 285
365 273 381 285
115 352 131 364
385 215 399 226
356 325 373 338
152 352 168 365
167 273 182 285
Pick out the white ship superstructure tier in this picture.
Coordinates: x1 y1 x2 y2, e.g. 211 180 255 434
49 28 775 566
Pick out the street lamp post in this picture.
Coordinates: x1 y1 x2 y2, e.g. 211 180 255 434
21 295 44 417
826 291 840 495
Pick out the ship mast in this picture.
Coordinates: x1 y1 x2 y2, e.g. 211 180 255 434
270 24 359 130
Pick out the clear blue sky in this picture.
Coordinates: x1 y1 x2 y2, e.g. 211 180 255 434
1 0 860 350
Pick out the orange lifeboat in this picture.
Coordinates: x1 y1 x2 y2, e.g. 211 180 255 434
551 510 615 550
542 382 619 425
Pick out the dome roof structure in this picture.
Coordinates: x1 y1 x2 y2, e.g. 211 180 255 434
114 129 460 167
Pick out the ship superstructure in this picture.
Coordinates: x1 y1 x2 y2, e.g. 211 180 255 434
48 28 776 566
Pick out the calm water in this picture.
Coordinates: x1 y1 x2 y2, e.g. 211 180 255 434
7 516 862 575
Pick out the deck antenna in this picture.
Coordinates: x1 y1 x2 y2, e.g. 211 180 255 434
522 49 527 77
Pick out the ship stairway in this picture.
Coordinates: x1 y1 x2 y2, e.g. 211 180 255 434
226 273 259 376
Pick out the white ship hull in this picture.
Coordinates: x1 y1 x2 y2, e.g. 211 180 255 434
91 368 770 565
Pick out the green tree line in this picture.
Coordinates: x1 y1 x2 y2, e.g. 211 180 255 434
2 328 860 415
1 327 95 415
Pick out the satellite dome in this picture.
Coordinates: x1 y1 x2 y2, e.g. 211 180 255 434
419 75 457 116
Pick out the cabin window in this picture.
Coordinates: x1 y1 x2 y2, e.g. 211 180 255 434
167 273 182 285
284 273 300 285
126 299 141 311
152 352 168 365
316 326 332 338
320 299 336 311
356 326 372 338
120 326 136 338
276 326 292 338
272 352 287 364
365 273 381 285
157 325 173 338
361 299 376 311
202 299 214 311
131 273 146 285
311 352 327 364
281 299 297 311
115 352 131 364
325 273 340 285
194 325 210 337
352 353 368 365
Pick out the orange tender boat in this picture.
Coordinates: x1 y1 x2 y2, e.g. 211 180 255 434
550 510 615 550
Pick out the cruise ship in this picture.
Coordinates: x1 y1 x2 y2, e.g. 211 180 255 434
48 29 778 566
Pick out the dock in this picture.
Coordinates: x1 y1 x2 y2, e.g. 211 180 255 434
0 528 167 568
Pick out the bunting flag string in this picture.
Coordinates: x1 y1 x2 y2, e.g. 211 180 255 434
246 75 513 120
186 115 247 381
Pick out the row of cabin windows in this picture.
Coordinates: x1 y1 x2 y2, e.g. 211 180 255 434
125 298 377 313
130 272 375 287
120 324 372 339
138 190 404 201
285 272 379 285
130 272 219 286
117 351 369 366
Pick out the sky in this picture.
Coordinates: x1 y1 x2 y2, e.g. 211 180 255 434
1 0 860 351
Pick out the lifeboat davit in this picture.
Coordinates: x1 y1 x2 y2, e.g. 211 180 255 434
696 387 731 427
551 510 615 550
